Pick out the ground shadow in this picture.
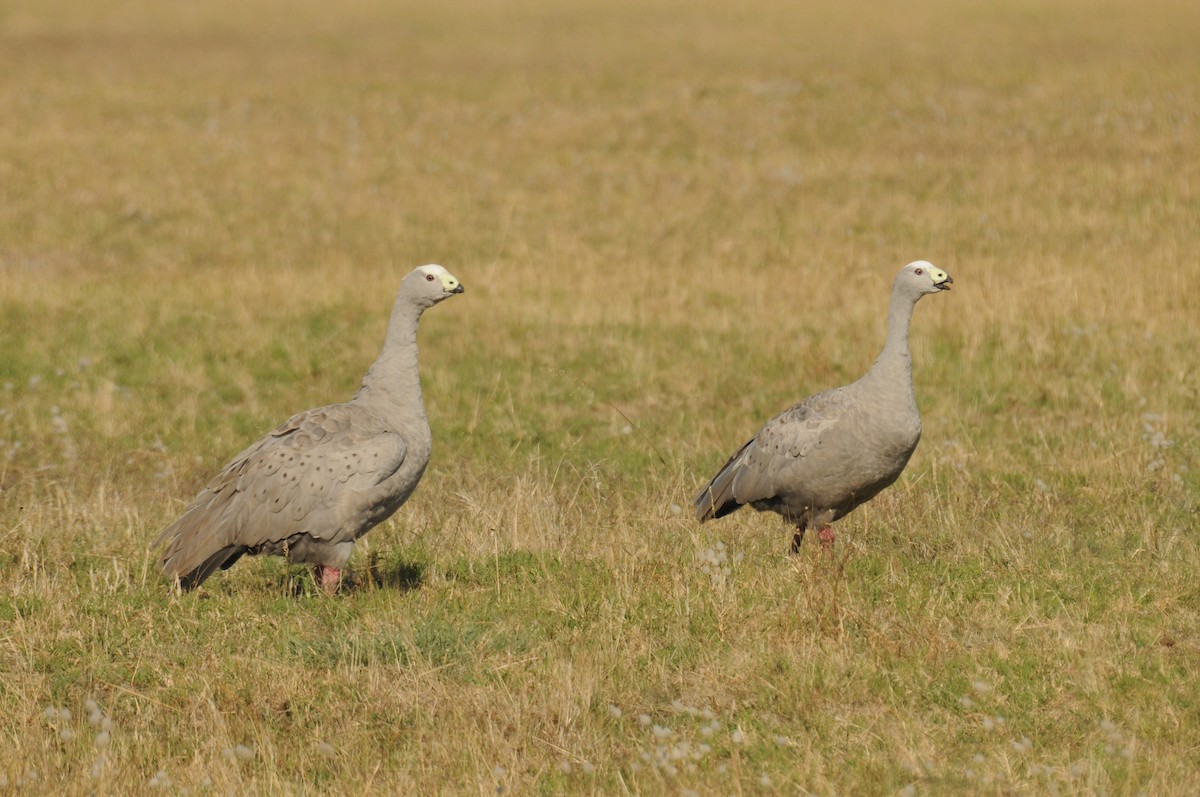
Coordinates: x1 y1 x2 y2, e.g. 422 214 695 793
363 560 425 592
268 559 425 596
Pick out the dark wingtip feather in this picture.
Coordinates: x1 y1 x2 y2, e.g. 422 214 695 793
693 439 753 522
693 486 743 523
710 500 743 521
172 546 248 591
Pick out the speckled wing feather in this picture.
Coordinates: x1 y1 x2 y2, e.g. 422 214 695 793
154 404 406 586
693 387 849 521
731 387 849 502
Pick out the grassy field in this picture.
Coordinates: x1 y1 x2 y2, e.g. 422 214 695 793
2 0 1199 793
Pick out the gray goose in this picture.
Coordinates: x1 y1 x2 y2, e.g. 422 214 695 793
154 264 464 591
693 261 952 550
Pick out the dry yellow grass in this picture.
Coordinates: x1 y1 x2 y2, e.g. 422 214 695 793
2 0 1199 794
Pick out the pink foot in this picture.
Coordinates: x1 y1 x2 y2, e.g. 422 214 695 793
816 525 835 551
315 565 342 593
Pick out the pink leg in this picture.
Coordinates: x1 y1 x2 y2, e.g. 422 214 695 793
816 525 835 551
315 565 342 593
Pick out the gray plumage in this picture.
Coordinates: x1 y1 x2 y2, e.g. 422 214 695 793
153 264 464 590
693 261 952 548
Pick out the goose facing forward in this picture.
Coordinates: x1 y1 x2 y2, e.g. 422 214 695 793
154 264 464 591
693 261 952 551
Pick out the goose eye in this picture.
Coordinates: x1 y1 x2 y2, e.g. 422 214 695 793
914 268 923 275
425 274 435 282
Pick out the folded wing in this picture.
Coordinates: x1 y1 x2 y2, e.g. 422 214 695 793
154 404 406 589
